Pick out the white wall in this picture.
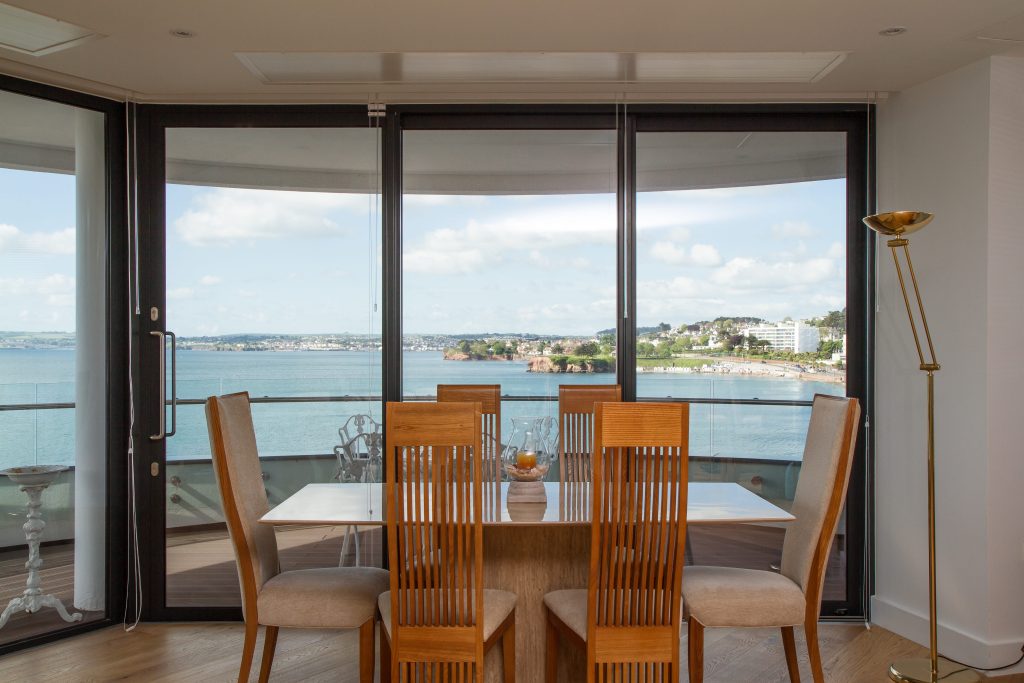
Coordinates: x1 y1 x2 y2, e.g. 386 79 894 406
984 55 1024 661
874 55 1024 672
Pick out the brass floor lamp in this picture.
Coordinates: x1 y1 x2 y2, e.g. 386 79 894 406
863 211 979 683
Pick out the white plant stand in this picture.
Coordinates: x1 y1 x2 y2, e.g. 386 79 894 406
0 465 83 629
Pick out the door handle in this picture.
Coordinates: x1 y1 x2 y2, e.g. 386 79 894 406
149 330 177 440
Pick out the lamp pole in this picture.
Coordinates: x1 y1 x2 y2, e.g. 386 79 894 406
863 211 978 683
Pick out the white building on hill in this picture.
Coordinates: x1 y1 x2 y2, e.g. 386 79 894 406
741 320 820 353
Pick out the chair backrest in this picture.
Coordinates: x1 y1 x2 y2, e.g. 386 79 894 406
384 401 485 678
205 392 280 619
780 394 860 608
558 384 622 483
437 384 501 508
587 402 689 676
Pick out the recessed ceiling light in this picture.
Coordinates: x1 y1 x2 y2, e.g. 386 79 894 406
169 29 195 38
879 27 908 37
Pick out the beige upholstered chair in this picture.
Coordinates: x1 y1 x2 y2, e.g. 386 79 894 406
378 401 517 683
437 384 502 509
544 402 690 682
206 392 389 683
683 393 860 683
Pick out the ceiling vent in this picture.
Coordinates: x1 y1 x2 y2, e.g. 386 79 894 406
236 51 847 85
0 3 101 56
974 11 1024 43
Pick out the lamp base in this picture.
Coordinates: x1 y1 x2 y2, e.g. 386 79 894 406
889 657 980 682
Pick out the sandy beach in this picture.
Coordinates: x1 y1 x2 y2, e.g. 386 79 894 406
637 358 845 384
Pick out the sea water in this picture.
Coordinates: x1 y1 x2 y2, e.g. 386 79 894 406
0 349 843 468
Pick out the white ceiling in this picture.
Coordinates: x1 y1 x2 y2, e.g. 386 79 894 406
0 1 1022 102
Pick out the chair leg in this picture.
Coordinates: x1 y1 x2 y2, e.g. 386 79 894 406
238 619 259 683
687 617 705 683
380 625 392 683
545 612 559 683
256 625 279 683
805 617 825 683
781 626 801 683
502 616 516 683
359 618 375 683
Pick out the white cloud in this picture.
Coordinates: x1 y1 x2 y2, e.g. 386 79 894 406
690 244 722 266
0 274 75 330
827 242 845 259
174 188 366 246
650 241 688 265
404 202 616 275
710 256 836 291
0 224 75 255
528 249 551 267
569 257 591 269
167 287 195 300
650 241 721 267
199 275 222 286
0 274 75 296
771 221 816 239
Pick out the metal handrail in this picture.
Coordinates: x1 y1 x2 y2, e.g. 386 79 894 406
0 394 817 412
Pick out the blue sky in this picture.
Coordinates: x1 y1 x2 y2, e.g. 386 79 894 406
0 168 77 332
1 167 845 337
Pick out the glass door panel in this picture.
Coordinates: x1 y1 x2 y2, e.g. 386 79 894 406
635 130 852 603
162 126 382 607
0 90 107 643
401 128 618 457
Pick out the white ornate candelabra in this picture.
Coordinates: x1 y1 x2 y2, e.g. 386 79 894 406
0 465 83 629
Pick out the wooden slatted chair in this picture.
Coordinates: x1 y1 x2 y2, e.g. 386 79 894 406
683 394 860 683
379 401 517 683
544 401 690 682
437 384 502 510
557 385 621 519
205 392 388 683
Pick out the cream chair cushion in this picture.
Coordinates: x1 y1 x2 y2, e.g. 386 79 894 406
683 566 805 628
378 589 516 640
543 589 587 639
257 566 388 628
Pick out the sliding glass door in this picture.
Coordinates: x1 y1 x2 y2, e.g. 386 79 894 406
138 113 383 615
634 129 855 609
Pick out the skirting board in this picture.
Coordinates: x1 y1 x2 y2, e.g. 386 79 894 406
871 596 1024 675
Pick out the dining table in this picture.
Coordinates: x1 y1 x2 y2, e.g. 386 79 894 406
261 481 794 681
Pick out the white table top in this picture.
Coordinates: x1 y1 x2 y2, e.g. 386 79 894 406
260 481 794 527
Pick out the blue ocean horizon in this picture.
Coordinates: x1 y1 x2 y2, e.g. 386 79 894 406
0 349 843 468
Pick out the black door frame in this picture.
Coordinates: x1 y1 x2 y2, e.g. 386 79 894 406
0 74 128 654
134 105 376 620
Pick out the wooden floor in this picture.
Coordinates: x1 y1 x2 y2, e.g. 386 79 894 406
0 620 1019 682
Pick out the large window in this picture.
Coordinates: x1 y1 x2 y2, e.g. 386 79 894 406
137 107 867 622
